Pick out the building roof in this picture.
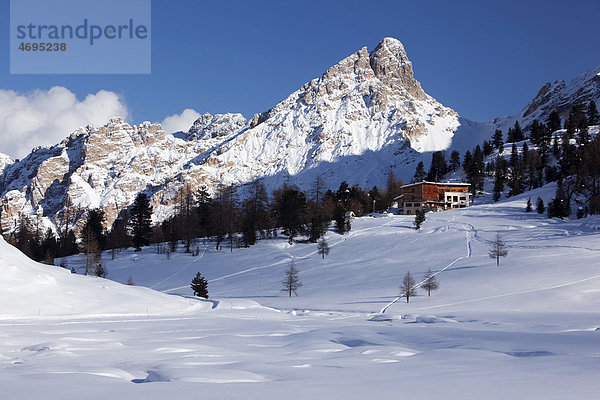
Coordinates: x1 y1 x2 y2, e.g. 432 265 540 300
401 181 471 189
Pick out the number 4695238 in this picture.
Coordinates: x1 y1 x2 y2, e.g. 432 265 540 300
18 42 66 51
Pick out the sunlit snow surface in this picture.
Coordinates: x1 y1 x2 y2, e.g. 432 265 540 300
2 186 600 399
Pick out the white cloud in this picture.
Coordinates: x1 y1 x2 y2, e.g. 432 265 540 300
161 108 200 134
0 86 128 159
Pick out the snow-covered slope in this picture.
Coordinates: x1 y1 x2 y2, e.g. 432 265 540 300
0 235 208 319
3 196 600 399
65 188 600 315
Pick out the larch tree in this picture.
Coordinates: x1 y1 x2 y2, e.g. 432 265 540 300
421 268 439 296
241 179 269 246
317 237 330 259
281 260 302 297
488 233 508 266
400 271 417 303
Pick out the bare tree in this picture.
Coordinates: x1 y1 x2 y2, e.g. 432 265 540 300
281 260 302 297
317 237 330 259
81 228 100 276
400 271 417 303
312 174 325 205
489 233 508 266
421 268 439 296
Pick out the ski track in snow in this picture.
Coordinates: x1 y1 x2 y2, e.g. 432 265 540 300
165 217 399 295
380 222 473 314
153 244 208 290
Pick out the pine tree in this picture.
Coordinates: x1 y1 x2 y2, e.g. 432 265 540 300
413 209 426 230
399 271 417 303
469 145 485 194
492 129 504 152
493 155 508 202
493 174 503 202
547 111 561 134
508 120 524 142
421 268 439 296
95 264 107 278
413 161 426 183
195 186 212 238
547 179 571 218
450 150 461 171
569 103 588 131
275 186 307 244
190 272 209 298
588 100 599 125
426 151 448 182
507 143 525 197
130 193 152 251
526 197 532 212
536 197 545 214
529 119 543 147
281 261 302 297
80 210 105 275
317 238 330 259
488 233 508 266
483 140 494 157
463 151 473 177
333 203 347 235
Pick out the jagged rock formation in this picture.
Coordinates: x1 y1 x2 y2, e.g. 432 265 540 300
185 113 247 141
518 66 600 126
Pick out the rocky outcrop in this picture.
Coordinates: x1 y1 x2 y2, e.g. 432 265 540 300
186 113 247 141
521 66 600 124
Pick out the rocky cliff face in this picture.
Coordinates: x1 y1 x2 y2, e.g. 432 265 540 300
519 66 600 126
0 37 462 235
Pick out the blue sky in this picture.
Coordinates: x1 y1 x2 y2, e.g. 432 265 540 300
1 0 599 125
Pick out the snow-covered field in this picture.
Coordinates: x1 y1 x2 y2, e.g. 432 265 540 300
3 186 600 399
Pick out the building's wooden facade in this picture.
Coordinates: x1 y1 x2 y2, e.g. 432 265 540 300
397 182 470 215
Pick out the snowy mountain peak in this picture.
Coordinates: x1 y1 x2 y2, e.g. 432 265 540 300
369 37 427 101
